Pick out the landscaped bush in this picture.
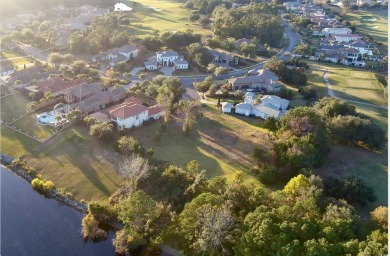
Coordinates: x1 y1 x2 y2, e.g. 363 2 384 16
31 178 55 195
147 148 155 156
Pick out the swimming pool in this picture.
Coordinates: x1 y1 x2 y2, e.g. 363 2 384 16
36 112 58 126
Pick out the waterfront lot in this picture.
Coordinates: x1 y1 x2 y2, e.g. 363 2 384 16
1 91 29 123
120 0 212 37
12 115 57 140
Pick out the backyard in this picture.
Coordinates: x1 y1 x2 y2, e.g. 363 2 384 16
0 50 34 69
119 0 212 37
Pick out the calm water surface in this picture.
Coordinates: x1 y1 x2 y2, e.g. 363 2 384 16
1 166 116 256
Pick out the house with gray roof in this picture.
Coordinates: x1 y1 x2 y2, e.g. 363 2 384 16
228 70 281 92
209 49 239 66
144 56 158 70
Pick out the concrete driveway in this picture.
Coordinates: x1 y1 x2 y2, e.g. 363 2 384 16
130 67 145 77
160 66 174 76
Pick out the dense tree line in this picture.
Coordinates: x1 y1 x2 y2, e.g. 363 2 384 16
84 159 388 255
212 3 283 47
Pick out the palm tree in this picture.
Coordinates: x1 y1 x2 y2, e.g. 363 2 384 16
84 116 96 127
55 115 62 124
29 92 35 101
26 101 37 112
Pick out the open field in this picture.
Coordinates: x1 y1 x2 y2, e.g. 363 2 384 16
346 9 388 50
0 50 33 69
120 0 212 37
129 104 271 184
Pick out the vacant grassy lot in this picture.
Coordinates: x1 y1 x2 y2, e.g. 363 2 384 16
129 104 271 184
306 62 387 106
120 0 212 37
346 9 388 50
1 91 29 123
0 50 33 69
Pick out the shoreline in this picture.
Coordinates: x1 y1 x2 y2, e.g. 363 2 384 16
1 152 88 213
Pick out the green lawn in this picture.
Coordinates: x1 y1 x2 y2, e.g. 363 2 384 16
306 61 387 106
1 124 122 201
1 91 30 123
12 115 57 140
128 105 272 184
119 0 212 37
0 50 34 69
346 9 388 51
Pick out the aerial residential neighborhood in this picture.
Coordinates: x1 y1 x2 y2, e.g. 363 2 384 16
0 0 388 255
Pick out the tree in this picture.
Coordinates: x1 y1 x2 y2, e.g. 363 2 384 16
294 43 311 55
194 76 213 93
139 73 148 81
118 155 150 189
240 42 257 58
214 66 229 76
187 43 213 69
48 52 63 67
178 100 202 135
192 204 236 255
371 206 388 230
283 174 310 197
89 122 114 141
314 98 357 119
28 92 35 101
263 117 278 132
117 136 144 156
84 116 96 127
298 85 317 100
26 101 37 112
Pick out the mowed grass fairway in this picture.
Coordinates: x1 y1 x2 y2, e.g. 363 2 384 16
307 62 387 106
130 104 272 184
1 124 122 201
120 0 211 37
346 9 388 50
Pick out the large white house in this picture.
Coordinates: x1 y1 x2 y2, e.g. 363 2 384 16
145 50 189 70
232 93 289 119
109 98 164 129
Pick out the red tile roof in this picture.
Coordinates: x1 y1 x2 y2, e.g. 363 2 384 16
109 103 148 119
148 106 163 116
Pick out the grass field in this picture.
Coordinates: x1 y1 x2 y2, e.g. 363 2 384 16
129 104 271 184
1 124 122 201
0 50 34 69
120 0 212 37
306 62 387 106
346 9 388 51
0 91 29 123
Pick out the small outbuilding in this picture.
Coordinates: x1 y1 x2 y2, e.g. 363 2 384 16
221 102 233 113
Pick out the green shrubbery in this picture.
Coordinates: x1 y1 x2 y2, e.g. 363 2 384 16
31 178 55 195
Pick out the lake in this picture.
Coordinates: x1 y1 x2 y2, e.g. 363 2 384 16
1 166 116 256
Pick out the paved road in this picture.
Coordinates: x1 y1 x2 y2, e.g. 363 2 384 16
16 42 48 62
178 16 299 100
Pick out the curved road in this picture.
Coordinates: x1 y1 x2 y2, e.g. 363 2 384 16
178 17 299 100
